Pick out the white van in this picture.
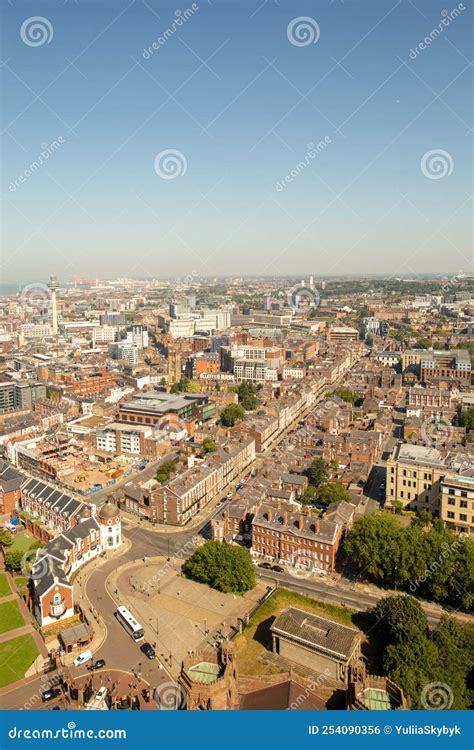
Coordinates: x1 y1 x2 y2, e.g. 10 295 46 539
73 650 93 667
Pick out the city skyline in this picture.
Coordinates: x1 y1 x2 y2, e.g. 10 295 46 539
2 0 472 283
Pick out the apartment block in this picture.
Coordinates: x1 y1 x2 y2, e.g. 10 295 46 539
386 444 446 515
251 501 343 574
441 473 474 534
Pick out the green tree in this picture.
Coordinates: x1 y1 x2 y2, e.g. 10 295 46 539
306 458 329 488
4 550 24 571
316 480 351 506
237 381 259 411
384 635 439 708
458 407 474 431
220 403 245 427
371 595 428 642
332 388 358 405
378 608 473 709
414 337 432 350
301 485 318 505
0 530 14 547
344 513 403 582
185 541 256 593
200 438 217 456
154 460 177 484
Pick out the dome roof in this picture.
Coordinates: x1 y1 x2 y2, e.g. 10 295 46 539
98 500 119 520
78 505 92 520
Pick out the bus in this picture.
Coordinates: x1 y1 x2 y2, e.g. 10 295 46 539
115 606 144 641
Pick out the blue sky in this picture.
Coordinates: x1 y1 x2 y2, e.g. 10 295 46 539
1 0 472 283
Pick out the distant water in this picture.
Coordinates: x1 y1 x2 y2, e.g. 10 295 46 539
0 283 22 297
0 282 74 297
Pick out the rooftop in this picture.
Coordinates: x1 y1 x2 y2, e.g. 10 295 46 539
272 607 361 661
188 661 221 684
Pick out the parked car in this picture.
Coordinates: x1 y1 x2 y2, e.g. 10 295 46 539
88 659 105 671
141 642 156 660
271 565 284 573
41 688 61 703
236 483 243 491
225 492 233 499
73 650 93 667
258 562 273 570
95 687 108 701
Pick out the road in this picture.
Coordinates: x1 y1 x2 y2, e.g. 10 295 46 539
255 569 469 629
364 398 405 503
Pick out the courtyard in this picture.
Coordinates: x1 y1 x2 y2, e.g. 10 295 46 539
112 557 269 676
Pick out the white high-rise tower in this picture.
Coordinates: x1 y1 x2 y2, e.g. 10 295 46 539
47 275 59 335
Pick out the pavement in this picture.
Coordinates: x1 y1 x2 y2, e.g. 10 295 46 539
106 555 268 677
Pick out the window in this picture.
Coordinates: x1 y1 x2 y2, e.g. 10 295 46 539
447 512 455 519
459 514 467 522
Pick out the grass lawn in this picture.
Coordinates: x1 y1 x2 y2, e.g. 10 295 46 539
0 634 39 688
234 588 381 677
0 573 11 598
9 533 38 555
14 576 28 592
0 600 25 634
